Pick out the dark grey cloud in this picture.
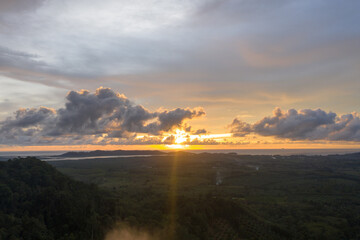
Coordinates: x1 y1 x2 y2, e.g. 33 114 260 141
0 0 44 14
230 108 360 141
0 87 205 145
147 108 205 134
194 128 208 135
2 107 55 129
51 88 131 135
50 87 204 137
0 46 48 70
229 118 252 137
253 108 337 139
0 107 55 144
162 135 176 145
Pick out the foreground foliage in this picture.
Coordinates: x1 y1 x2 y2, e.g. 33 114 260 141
0 157 115 240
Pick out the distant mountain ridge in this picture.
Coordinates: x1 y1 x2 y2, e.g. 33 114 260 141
57 150 360 158
58 149 165 158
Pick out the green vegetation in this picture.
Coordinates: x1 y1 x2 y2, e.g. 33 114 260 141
2 152 360 239
0 157 115 240
50 152 360 239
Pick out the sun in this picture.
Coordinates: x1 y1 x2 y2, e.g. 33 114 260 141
173 129 188 144
163 129 190 149
163 129 233 150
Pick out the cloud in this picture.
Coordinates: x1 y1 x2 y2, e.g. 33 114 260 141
0 107 56 144
229 118 251 137
2 107 55 129
148 108 205 134
1 0 360 145
0 87 205 145
194 128 208 135
230 107 360 141
2 0 359 82
0 0 44 14
0 46 48 71
50 88 131 136
0 0 359 126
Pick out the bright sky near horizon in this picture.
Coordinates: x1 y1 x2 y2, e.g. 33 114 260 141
0 0 360 151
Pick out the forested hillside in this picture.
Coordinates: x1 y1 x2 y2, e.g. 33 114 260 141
0 157 115 240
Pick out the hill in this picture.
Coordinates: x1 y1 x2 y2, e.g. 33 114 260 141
0 157 115 240
58 149 165 158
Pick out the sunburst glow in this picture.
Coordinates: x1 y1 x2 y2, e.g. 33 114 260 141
161 129 233 149
165 144 189 149
173 129 188 144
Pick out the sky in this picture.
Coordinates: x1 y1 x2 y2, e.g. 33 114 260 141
0 0 360 151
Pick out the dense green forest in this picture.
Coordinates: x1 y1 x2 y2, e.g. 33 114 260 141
51 152 360 240
0 157 115 240
1 152 360 239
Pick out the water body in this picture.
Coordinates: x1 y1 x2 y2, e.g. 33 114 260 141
0 151 66 161
0 151 66 157
44 155 157 161
188 148 360 156
0 152 158 161
0 149 359 161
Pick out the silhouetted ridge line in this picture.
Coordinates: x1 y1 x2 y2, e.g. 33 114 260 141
58 149 165 157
